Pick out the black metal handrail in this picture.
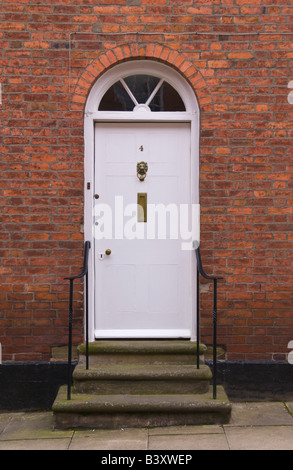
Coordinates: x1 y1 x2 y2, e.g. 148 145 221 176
195 245 223 399
64 241 91 400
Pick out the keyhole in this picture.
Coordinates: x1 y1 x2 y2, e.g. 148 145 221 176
139 145 144 152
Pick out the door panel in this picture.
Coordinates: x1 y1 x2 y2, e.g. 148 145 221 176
94 122 193 338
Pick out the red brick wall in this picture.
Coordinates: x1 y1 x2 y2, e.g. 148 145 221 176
1 0 293 362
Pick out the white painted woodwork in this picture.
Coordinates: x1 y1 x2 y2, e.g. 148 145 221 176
94 122 194 338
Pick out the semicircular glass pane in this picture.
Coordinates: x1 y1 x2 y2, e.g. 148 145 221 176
149 81 185 112
98 74 186 112
98 81 135 111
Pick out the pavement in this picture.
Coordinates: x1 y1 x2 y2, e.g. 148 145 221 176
1 401 293 451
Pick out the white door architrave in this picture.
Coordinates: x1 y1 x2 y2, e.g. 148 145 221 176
84 61 200 342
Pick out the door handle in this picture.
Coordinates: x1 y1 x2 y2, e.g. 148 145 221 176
105 249 111 256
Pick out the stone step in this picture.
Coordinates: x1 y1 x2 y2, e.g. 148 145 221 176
78 340 206 365
72 363 212 394
52 385 231 429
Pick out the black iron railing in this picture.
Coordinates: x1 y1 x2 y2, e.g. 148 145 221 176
195 245 223 399
64 241 90 400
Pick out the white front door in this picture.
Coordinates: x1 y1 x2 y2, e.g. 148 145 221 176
94 121 195 339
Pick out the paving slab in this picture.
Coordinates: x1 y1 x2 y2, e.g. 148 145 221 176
0 438 71 451
0 412 73 440
227 401 293 426
149 424 224 435
69 428 148 450
225 425 293 451
148 431 229 450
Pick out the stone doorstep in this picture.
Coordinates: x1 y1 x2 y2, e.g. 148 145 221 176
72 363 212 394
52 385 231 429
77 340 206 365
52 340 232 429
79 353 205 366
78 340 207 355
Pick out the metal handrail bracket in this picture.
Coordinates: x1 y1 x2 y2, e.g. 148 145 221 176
64 241 91 400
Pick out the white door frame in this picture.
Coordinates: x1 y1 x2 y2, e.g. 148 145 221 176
83 60 200 342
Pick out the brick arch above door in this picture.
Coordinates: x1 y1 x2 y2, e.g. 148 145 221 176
71 44 212 112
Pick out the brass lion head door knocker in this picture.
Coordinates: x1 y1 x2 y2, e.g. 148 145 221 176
136 161 148 181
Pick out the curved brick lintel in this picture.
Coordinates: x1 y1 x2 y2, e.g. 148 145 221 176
71 44 212 111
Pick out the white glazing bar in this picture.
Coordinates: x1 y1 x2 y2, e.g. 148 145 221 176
145 78 164 106
120 78 139 106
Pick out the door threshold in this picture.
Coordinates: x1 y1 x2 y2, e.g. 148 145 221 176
94 329 191 339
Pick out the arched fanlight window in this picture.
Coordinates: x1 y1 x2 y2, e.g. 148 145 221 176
98 74 186 112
